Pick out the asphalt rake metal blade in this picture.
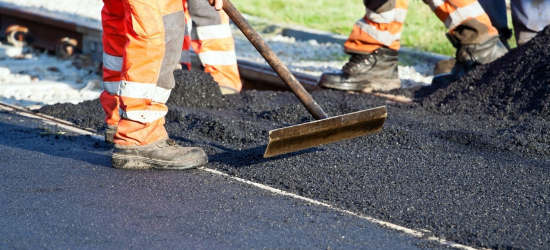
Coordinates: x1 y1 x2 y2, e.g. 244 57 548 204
264 106 387 158
223 0 387 158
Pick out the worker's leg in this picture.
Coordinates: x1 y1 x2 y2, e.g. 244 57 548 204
180 0 192 70
478 0 512 48
115 0 183 147
100 0 125 143
426 0 508 85
318 0 409 92
511 0 550 46
426 0 499 46
112 0 207 169
187 0 242 94
344 0 409 54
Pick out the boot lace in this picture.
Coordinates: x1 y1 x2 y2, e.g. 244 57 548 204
166 139 177 146
342 53 375 73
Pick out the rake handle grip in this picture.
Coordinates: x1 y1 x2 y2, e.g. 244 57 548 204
222 0 328 120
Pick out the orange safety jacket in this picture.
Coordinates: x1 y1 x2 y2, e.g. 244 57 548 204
345 0 499 54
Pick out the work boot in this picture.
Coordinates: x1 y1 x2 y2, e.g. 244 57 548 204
432 35 508 86
318 47 400 91
104 124 117 144
112 138 208 170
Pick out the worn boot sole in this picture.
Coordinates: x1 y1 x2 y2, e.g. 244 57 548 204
104 124 117 144
362 79 402 91
112 153 208 170
105 130 115 144
321 78 401 92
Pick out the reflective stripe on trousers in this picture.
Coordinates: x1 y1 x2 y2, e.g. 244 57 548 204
100 0 125 127
344 0 498 54
345 0 409 54
101 0 185 146
181 0 242 92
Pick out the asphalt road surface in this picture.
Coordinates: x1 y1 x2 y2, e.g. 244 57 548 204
0 110 443 249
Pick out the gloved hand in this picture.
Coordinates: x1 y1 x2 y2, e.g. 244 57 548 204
207 0 223 11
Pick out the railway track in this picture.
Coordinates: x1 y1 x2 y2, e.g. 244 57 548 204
0 2 413 104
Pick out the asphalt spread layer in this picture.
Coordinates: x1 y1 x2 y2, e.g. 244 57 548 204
417 27 550 120
0 112 431 249
37 28 550 249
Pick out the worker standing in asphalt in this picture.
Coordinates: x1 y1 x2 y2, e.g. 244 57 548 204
99 0 223 170
509 0 550 46
180 0 243 95
434 0 550 85
317 0 509 91
479 0 550 48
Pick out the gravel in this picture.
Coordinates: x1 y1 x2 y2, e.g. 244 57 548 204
0 47 102 108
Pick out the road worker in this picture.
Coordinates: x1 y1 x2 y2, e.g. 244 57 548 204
180 0 243 95
434 0 550 85
99 0 223 170
479 0 550 48
317 0 509 91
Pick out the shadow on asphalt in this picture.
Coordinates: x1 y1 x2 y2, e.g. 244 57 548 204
0 119 113 168
172 134 322 168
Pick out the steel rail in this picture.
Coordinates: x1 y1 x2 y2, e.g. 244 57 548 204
0 101 101 138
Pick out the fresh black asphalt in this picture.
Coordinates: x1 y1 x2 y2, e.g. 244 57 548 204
0 110 434 249
34 26 550 250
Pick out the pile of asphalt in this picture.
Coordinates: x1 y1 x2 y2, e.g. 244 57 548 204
37 29 550 249
418 26 550 120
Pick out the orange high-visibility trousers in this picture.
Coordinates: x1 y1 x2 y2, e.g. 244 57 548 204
100 0 124 128
180 0 242 92
100 0 185 146
345 0 499 54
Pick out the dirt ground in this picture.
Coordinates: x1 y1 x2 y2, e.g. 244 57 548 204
38 27 550 249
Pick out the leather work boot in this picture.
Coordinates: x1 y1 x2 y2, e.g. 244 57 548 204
432 35 508 86
318 47 400 91
104 124 117 144
112 138 208 170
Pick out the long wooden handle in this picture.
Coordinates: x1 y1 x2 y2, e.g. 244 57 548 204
222 0 328 120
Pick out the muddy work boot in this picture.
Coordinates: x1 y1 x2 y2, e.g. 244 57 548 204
432 35 508 86
318 47 400 91
104 124 117 144
112 139 208 170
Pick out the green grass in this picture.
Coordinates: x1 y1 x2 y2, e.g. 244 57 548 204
232 0 516 56
401 1 453 55
232 0 365 35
